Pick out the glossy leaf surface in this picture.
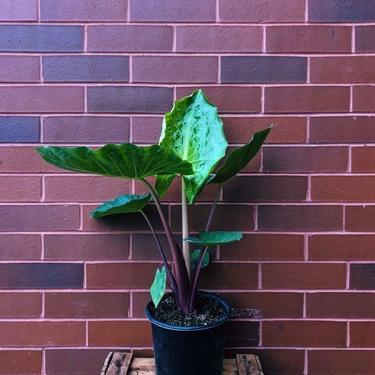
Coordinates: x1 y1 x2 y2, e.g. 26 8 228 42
37 144 193 179
150 266 167 308
159 90 227 203
90 193 151 218
210 127 272 184
185 231 243 246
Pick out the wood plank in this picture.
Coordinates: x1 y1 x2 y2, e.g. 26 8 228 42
101 352 113 375
105 352 133 375
236 354 264 375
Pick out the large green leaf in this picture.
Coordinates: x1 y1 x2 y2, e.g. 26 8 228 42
210 127 272 184
36 144 193 179
90 193 151 218
159 89 228 203
191 248 210 269
155 175 175 198
185 231 243 246
150 266 167 308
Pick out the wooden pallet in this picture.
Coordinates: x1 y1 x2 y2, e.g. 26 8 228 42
101 352 264 375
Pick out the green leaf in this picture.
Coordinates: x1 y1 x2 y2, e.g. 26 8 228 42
191 249 210 269
36 144 193 180
155 175 175 198
90 193 151 218
159 89 228 203
150 266 167 308
210 127 272 184
185 231 243 246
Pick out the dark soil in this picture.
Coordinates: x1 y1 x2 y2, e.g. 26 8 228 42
149 293 227 327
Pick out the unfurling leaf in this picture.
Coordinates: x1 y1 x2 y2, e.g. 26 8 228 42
185 231 243 246
150 266 167 308
36 143 193 180
191 249 210 269
159 90 228 203
210 127 272 184
90 193 151 218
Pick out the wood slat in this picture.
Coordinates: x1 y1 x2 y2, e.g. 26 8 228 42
102 353 262 374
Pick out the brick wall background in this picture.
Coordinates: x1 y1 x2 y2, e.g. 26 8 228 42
1 0 375 374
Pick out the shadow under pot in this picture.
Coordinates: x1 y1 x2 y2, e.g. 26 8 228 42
145 292 231 375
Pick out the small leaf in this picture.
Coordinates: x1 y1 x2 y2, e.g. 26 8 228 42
150 266 167 308
90 193 151 218
210 127 272 184
36 143 193 180
155 175 175 197
159 89 228 203
191 249 210 269
185 231 243 246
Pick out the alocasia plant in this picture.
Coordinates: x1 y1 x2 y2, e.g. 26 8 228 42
37 89 271 314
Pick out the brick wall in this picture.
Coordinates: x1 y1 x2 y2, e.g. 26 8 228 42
1 0 375 374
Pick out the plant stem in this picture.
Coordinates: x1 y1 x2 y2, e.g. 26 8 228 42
205 185 222 231
140 210 178 297
181 178 191 280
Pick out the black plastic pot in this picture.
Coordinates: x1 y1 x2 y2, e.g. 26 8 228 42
145 292 231 375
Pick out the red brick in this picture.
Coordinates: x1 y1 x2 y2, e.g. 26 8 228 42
45 292 129 318
312 176 375 202
309 350 375 375
82 204 166 232
200 263 258 289
0 205 80 232
267 26 351 53
346 206 375 232
87 25 173 52
222 292 303 318
0 176 40 202
350 264 375 290
353 86 375 112
43 116 130 143
262 263 346 289
176 86 261 114
352 147 375 172
0 87 84 113
46 349 112 375
0 322 85 346
41 0 127 21
264 146 348 173
171 204 254 232
132 292 152 318
263 321 346 347
309 235 375 261
221 234 304 261
45 234 129 261
258 205 343 232
0 292 41 318
132 234 171 261
89 320 152 346
356 26 375 53
223 116 306 144
265 86 350 113
0 0 37 21
0 234 41 260
130 0 216 22
176 26 262 52
45 176 131 203
0 147 58 173
311 57 375 83
310 116 375 143
133 56 218 84
86 262 156 289
307 292 375 318
225 147 261 173
352 322 375 347
223 176 307 202
219 0 305 22
0 56 39 82
0 350 41 375
226 321 259 347
131 116 163 144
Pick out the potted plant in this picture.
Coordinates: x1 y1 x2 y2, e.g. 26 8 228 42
37 90 271 375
